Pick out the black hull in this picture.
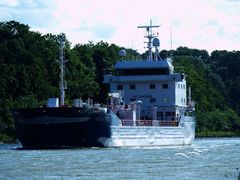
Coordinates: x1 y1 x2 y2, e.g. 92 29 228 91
13 107 111 149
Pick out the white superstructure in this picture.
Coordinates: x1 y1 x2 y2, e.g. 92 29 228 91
103 21 196 147
104 21 189 122
104 60 188 121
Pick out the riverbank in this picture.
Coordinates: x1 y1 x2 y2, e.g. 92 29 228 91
0 133 15 144
196 131 240 138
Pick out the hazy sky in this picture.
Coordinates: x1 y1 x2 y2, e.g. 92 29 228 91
1 0 239 53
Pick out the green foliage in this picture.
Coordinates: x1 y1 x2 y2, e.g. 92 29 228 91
66 48 99 99
209 50 240 111
198 109 240 132
173 55 226 112
0 133 14 143
171 47 240 134
196 131 239 138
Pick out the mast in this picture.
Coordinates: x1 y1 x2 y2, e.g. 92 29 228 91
170 25 173 58
58 33 67 106
137 20 160 61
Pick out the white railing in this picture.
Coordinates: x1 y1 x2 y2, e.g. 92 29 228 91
121 119 179 127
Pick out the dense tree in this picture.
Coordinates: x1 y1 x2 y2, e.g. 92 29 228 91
66 47 99 99
209 50 240 112
171 47 240 134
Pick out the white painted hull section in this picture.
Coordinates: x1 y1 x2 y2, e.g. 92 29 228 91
101 117 196 147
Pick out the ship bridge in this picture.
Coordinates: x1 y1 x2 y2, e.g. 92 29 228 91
104 58 184 84
114 59 174 76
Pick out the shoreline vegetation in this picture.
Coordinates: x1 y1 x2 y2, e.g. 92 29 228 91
1 21 240 142
196 131 240 138
0 133 15 143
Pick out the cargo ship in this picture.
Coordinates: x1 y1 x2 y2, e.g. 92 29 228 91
13 22 196 148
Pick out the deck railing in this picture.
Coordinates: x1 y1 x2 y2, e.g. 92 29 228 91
121 119 179 127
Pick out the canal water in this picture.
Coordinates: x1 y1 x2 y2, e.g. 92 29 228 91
0 138 239 179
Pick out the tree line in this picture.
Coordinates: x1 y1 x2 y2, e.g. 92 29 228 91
0 21 239 141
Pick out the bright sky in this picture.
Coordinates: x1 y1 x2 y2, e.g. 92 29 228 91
1 0 240 53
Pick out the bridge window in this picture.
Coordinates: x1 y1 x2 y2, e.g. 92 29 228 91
162 98 169 103
117 84 123 90
157 112 163 120
150 98 156 103
149 84 156 89
162 84 168 89
129 84 136 90
165 112 172 116
116 68 170 76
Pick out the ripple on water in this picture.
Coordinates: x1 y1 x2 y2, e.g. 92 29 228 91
0 138 239 179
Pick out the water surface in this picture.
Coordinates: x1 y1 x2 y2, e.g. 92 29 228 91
0 138 239 179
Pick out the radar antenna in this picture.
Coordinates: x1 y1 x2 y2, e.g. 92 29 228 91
138 20 160 61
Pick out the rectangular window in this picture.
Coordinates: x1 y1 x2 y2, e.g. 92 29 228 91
162 98 168 103
116 68 170 76
165 112 171 116
157 112 163 120
129 84 136 90
149 84 156 89
117 84 123 90
162 84 168 89
150 98 156 103
130 98 136 102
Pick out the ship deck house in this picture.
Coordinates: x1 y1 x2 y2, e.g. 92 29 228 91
104 59 187 121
